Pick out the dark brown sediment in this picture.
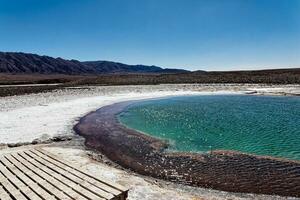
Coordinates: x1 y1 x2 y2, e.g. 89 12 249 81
74 101 300 197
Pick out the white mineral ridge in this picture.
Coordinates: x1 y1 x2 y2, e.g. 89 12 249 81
0 88 213 143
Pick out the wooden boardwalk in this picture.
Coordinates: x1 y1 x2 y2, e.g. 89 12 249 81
0 148 128 200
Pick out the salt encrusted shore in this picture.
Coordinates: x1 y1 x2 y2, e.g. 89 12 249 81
75 100 300 197
1 84 299 144
1 84 300 200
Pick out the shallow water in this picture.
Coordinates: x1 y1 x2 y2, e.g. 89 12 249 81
118 95 300 161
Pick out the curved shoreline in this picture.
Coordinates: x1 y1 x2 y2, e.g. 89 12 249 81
2 84 298 144
74 99 300 198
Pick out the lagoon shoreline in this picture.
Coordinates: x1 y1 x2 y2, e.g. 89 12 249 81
75 98 300 198
2 84 300 199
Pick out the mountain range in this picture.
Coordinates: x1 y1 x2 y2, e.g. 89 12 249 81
0 52 188 74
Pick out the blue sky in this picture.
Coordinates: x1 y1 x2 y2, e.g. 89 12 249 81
0 0 299 71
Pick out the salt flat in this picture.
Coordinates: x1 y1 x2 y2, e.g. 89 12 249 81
0 84 299 144
0 84 250 144
0 84 299 200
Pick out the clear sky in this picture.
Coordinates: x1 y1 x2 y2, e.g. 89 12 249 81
0 0 299 71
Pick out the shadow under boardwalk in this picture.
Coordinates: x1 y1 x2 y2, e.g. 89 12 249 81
0 148 128 200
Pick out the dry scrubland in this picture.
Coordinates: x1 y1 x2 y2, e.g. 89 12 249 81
0 67 299 96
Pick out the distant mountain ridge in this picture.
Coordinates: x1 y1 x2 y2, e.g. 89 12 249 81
0 52 188 74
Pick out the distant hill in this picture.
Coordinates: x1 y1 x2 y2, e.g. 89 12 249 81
82 61 187 74
1 52 299 85
0 52 188 74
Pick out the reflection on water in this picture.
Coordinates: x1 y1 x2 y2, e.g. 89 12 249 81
119 95 300 160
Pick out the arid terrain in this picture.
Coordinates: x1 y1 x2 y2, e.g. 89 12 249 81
1 84 299 199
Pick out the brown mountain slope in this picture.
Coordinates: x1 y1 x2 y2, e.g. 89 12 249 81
0 52 188 74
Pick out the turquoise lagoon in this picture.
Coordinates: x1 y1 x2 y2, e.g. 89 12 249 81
118 95 300 160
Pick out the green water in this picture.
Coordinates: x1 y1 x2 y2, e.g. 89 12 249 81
118 95 300 160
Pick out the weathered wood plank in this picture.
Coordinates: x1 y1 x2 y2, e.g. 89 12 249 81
7 153 73 200
34 148 128 193
26 152 108 200
35 148 128 191
33 149 123 196
0 184 13 200
25 151 114 199
1 156 56 200
0 169 27 200
0 149 128 200
0 161 42 200
22 152 104 200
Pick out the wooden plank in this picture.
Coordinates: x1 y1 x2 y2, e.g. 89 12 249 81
25 151 114 199
0 161 42 200
12 152 82 200
0 184 13 200
24 151 108 199
1 156 56 200
7 153 73 200
35 148 128 191
0 148 128 200
34 149 123 196
0 170 27 200
33 149 129 200
20 152 104 200
34 148 128 194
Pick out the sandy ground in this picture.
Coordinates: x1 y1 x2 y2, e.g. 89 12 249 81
0 84 299 199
